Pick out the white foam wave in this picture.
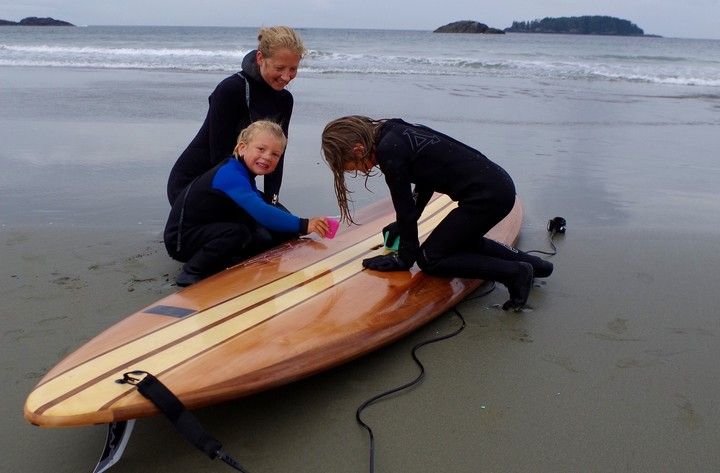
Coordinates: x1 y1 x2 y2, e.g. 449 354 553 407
2 43 248 58
2 42 718 87
0 58 235 72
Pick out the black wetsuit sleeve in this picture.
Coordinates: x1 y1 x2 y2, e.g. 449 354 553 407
413 184 433 217
377 130 421 266
387 176 419 265
206 78 249 168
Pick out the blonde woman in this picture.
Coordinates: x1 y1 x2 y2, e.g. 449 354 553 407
167 26 306 207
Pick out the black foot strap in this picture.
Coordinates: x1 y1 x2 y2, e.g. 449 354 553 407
117 371 249 472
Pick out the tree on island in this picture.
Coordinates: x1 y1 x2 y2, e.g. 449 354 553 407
506 16 644 36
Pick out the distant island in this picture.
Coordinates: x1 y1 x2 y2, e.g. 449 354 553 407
0 16 75 26
435 16 655 37
505 16 645 36
434 21 505 34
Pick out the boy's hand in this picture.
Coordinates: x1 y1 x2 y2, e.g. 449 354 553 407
307 217 330 238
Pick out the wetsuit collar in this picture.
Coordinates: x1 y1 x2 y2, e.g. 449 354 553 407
241 50 275 93
233 155 258 178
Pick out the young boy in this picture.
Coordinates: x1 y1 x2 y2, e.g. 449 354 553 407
164 120 329 286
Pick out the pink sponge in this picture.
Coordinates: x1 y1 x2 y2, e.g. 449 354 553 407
325 217 340 239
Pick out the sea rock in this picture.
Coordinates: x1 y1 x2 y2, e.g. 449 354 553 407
20 16 74 26
434 20 505 34
0 16 75 26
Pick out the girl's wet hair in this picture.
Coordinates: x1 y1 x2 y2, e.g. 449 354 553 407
321 115 384 225
234 120 287 157
257 26 307 58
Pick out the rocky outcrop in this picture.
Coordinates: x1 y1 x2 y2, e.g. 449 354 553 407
0 16 75 26
434 20 505 34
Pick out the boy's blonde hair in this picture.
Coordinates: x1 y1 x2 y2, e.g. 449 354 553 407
234 120 287 156
257 26 307 58
321 116 384 225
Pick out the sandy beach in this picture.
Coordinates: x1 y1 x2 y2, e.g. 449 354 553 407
2 60 720 472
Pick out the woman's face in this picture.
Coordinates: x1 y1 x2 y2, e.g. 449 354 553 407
256 48 301 91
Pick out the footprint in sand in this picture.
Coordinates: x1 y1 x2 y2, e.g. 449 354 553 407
588 317 644 342
50 275 86 290
541 354 578 373
675 395 703 431
607 317 628 334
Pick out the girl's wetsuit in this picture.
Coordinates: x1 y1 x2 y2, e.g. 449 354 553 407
373 119 548 282
166 50 293 206
164 157 308 276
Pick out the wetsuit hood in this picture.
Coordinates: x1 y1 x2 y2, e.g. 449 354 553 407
241 50 274 92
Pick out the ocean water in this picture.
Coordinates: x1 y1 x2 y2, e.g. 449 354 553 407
1 26 719 230
1 25 719 86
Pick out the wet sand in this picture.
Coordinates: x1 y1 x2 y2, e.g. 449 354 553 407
2 66 720 472
5 226 720 472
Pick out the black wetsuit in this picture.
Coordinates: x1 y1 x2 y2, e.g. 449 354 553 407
166 50 293 206
375 119 550 282
164 157 308 277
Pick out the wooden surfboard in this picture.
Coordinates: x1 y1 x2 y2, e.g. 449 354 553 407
24 194 523 428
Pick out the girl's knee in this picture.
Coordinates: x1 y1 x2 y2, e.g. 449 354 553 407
416 248 439 273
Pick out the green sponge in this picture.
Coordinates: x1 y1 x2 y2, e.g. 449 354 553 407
383 231 400 251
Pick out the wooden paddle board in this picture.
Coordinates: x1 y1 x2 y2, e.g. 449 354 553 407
24 194 522 428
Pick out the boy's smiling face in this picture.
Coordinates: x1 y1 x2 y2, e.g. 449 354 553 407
236 131 284 175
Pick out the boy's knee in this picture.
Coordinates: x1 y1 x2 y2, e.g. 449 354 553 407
235 225 253 245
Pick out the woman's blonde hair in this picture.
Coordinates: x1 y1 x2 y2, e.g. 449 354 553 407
321 116 384 225
234 120 287 156
257 26 307 58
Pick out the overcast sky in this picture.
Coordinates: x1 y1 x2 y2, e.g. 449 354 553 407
2 0 719 40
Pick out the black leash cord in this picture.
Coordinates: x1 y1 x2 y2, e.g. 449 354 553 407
525 229 562 256
527 216 567 256
117 371 250 473
355 283 495 473
355 310 465 473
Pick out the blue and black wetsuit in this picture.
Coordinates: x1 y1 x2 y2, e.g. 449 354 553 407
167 50 293 206
164 157 308 277
374 119 552 283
